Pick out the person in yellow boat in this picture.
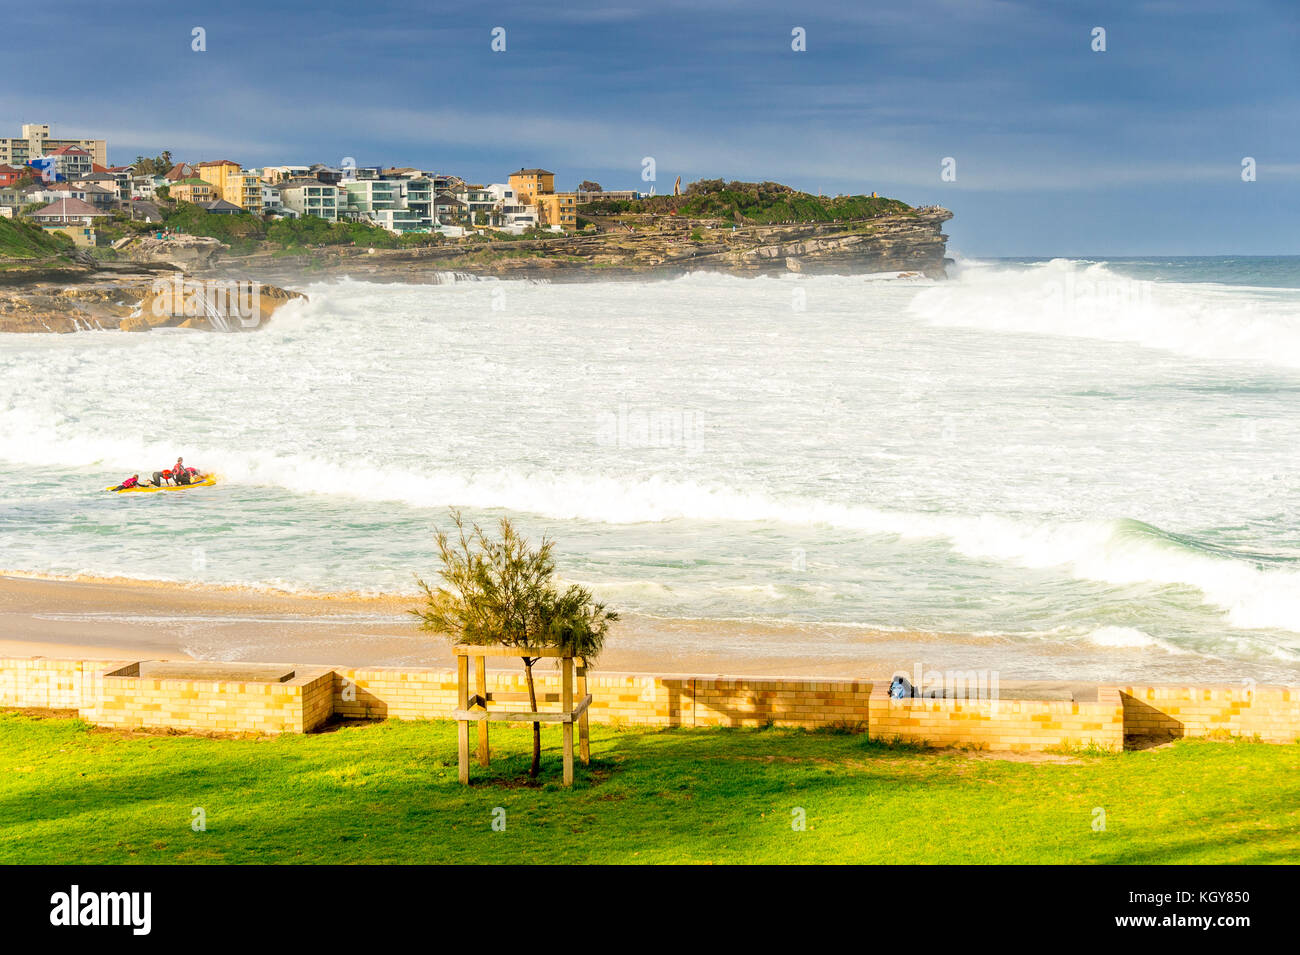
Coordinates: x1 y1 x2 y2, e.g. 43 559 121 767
172 457 205 485
111 475 140 491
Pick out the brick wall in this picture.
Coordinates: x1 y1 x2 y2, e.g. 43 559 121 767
2 657 1299 747
91 663 334 735
1111 684 1300 743
332 665 874 729
0 658 127 711
866 686 1125 752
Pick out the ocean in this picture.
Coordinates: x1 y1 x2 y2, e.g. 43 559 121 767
3 256 1300 680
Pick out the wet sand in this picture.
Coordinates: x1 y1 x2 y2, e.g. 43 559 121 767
1 572 1292 686
0 571 947 678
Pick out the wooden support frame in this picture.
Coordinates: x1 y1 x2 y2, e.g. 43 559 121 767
453 645 593 786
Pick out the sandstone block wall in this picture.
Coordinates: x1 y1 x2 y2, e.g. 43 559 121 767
1 658 1298 748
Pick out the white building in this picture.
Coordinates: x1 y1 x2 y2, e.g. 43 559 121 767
277 179 339 221
42 145 94 180
339 177 434 233
486 183 537 233
261 183 284 215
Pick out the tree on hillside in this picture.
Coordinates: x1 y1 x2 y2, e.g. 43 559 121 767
132 151 174 176
578 180 602 193
412 511 617 778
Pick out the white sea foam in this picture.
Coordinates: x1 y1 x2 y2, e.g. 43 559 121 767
1085 626 1180 652
3 266 1300 675
4 401 1300 635
908 257 1300 368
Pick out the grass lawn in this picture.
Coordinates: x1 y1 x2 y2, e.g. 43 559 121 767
0 711 1296 864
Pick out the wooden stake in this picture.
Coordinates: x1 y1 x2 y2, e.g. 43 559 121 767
457 653 469 784
475 654 489 766
562 656 574 786
577 658 590 765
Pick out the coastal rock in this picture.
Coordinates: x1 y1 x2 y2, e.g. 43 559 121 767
216 208 954 284
135 281 307 331
112 234 228 271
0 275 305 334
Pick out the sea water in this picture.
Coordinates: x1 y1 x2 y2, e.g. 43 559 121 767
3 256 1299 679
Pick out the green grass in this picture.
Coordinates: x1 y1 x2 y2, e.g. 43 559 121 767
0 216 75 260
0 711 1295 864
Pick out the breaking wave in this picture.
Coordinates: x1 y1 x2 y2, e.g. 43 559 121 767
908 257 1300 368
4 405 1300 635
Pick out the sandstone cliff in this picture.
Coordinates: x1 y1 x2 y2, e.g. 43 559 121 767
0 272 306 334
204 207 954 285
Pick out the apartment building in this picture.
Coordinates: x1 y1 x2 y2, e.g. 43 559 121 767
340 177 435 232
536 191 578 230
0 124 107 168
261 183 284 215
195 160 263 213
507 168 554 205
277 178 339 221
260 165 311 183
171 178 216 204
34 145 95 181
486 183 537 231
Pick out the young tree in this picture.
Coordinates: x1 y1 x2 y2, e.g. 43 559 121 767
412 511 617 777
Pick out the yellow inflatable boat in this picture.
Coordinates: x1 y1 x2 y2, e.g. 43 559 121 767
105 476 218 493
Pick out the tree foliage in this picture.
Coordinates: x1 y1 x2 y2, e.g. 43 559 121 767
412 511 616 661
412 511 618 777
579 178 911 223
132 151 174 176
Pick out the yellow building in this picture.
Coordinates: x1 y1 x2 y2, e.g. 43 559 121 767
42 224 97 247
195 160 263 214
507 167 555 205
170 179 215 203
537 191 578 230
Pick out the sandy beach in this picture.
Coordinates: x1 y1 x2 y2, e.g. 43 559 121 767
0 571 929 677
3 571 1289 688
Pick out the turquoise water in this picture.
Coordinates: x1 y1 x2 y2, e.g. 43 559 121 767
2 257 1299 680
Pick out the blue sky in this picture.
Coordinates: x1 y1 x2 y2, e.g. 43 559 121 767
4 0 1296 255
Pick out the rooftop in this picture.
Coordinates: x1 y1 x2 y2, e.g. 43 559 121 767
32 197 106 217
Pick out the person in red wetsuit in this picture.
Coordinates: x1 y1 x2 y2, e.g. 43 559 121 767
112 474 140 491
172 457 198 485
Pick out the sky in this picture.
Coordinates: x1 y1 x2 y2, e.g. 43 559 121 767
3 0 1296 255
